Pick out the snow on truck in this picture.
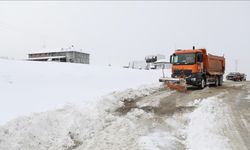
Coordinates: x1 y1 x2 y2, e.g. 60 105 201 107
159 47 225 91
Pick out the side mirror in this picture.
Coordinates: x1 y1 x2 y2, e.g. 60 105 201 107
197 53 203 62
170 55 173 64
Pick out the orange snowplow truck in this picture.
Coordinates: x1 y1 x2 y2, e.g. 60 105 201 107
160 47 225 90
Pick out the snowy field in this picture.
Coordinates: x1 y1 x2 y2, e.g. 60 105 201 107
1 59 249 150
0 59 167 124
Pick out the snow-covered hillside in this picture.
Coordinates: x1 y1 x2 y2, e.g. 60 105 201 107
0 59 168 124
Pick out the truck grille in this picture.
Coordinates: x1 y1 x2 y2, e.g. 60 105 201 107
173 70 192 76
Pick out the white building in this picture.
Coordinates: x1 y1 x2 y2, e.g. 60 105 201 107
145 54 166 69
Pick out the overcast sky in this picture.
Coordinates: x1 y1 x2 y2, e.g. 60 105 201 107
0 1 249 75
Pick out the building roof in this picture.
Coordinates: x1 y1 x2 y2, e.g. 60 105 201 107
29 50 90 55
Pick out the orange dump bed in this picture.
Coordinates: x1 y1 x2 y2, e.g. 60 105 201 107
204 54 225 76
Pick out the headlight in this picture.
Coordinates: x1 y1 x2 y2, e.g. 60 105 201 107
191 78 196 81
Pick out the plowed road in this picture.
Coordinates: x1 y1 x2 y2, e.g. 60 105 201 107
116 81 250 150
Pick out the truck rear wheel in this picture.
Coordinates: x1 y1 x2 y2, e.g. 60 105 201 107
215 76 219 87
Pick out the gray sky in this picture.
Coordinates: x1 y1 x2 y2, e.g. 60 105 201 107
0 1 250 76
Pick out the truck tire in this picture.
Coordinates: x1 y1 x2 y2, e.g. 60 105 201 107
218 76 223 86
199 78 205 89
215 76 219 87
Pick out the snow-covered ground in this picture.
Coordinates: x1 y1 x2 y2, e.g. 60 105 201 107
1 59 249 150
0 81 231 150
137 94 232 150
186 95 231 150
0 86 162 150
246 93 250 101
0 59 168 124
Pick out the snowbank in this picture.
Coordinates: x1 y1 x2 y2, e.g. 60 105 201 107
186 95 231 150
0 85 162 150
138 116 187 150
0 59 169 124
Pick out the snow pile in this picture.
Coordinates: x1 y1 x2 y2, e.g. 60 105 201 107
0 59 175 149
139 131 180 150
0 85 162 150
186 95 231 150
0 59 169 124
138 116 187 150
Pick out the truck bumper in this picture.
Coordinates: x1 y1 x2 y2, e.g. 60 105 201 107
172 73 203 87
187 73 204 86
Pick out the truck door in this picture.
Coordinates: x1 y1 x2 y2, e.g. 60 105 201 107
197 53 203 73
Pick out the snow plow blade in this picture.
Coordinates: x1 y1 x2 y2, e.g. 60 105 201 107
159 77 187 92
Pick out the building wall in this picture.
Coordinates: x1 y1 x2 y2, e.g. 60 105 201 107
155 63 172 69
69 51 89 64
28 51 90 64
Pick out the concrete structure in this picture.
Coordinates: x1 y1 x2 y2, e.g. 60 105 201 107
154 59 171 69
28 51 90 64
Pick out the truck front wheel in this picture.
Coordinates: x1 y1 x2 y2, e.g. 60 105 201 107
199 78 205 89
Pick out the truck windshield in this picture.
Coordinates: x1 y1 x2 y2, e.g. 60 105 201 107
172 53 196 65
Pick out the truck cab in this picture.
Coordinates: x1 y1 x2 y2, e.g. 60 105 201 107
170 49 205 87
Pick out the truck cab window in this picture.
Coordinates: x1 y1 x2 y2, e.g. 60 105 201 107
173 54 196 65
